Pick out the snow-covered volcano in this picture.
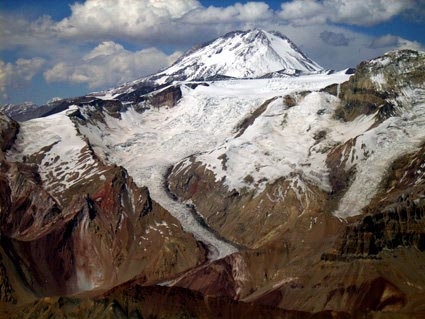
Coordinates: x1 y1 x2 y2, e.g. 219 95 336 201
156 29 323 81
91 29 324 99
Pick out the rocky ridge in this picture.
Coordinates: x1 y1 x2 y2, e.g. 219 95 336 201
0 111 207 306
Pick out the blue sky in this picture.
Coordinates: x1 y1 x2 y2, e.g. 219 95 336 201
1 0 424 105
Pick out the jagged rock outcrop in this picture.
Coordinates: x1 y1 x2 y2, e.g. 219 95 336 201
323 201 424 260
0 254 16 304
0 113 19 159
0 159 206 297
148 85 182 108
332 50 425 122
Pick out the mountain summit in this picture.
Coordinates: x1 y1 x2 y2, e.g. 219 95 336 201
154 29 323 82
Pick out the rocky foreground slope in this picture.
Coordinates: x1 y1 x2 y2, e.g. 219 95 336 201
0 29 424 318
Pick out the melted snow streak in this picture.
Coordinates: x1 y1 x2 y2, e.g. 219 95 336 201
145 170 237 260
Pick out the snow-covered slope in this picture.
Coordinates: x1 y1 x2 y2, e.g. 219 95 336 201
158 29 323 81
7 106 107 202
79 73 351 211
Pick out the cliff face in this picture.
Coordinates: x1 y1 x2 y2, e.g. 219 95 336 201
148 85 182 109
0 113 19 159
332 49 425 122
1 164 206 296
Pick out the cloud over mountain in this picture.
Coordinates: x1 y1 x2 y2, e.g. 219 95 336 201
320 31 350 46
0 58 45 99
279 0 415 26
44 42 181 88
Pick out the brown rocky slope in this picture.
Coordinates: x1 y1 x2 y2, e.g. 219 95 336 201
0 112 206 310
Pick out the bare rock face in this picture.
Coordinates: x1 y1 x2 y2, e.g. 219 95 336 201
0 254 16 304
148 85 182 108
167 157 337 250
0 114 19 305
0 113 19 159
333 50 425 122
0 160 206 298
323 202 425 260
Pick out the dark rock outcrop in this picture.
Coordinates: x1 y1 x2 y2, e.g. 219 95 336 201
0 113 19 158
0 254 16 304
0 161 206 297
148 85 182 108
332 50 424 122
322 201 425 260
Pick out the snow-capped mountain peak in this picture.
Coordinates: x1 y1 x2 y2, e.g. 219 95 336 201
90 29 324 100
156 29 323 82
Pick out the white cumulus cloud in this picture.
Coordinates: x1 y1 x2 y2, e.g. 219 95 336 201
0 57 45 100
369 34 423 50
183 2 273 24
55 0 201 42
44 42 181 88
